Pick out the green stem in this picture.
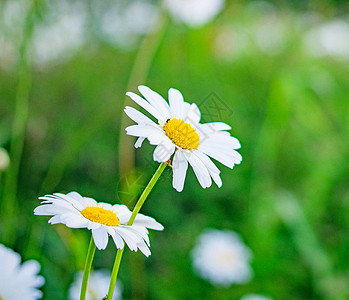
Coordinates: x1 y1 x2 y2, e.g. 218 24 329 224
106 162 167 300
80 236 96 300
127 162 167 225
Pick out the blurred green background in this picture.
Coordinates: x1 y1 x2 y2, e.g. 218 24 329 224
1 0 349 299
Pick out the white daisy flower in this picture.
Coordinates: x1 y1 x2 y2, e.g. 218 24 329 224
164 0 225 28
34 192 164 257
0 244 44 300
68 269 122 300
191 229 252 287
124 85 242 192
240 294 273 300
0 147 10 171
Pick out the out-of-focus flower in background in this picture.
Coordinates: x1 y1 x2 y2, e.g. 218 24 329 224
0 147 10 171
68 269 122 300
97 1 159 49
240 294 273 300
31 0 87 67
0 244 44 300
164 0 225 28
0 0 30 70
191 229 252 287
303 19 349 60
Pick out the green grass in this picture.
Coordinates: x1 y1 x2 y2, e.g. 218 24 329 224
1 1 349 299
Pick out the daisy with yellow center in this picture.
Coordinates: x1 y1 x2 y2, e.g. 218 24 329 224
125 85 242 192
34 192 163 256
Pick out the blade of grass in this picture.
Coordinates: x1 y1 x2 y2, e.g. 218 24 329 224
1 0 40 245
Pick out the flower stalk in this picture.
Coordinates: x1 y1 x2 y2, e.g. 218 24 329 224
106 162 167 300
80 236 96 300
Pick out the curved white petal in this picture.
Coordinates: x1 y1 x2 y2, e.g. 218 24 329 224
126 91 163 120
107 227 125 250
183 151 212 189
125 124 167 146
153 142 175 162
193 150 222 187
124 106 157 125
135 137 145 148
114 227 140 251
172 150 188 192
138 85 171 121
198 142 242 168
136 242 151 257
201 122 231 133
169 88 184 119
133 214 164 231
186 103 201 124
92 227 109 250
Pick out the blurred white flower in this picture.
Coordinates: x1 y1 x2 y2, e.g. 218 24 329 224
254 14 287 55
191 229 252 287
34 191 164 256
213 25 249 61
0 0 30 70
31 0 86 66
99 1 158 48
164 0 225 28
69 269 122 300
241 294 273 300
0 244 44 300
0 147 10 171
303 19 349 60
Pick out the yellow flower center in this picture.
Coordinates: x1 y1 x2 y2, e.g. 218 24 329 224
81 206 119 226
163 118 200 150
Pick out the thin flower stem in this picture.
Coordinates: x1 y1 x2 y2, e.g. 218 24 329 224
80 235 96 300
127 162 167 225
106 162 167 300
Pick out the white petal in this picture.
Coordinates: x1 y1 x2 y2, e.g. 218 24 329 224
133 214 164 231
127 226 150 246
185 103 201 124
193 150 222 187
107 227 125 250
135 137 145 148
183 151 212 189
201 132 241 149
169 88 184 119
114 227 140 251
126 91 163 120
138 85 171 120
198 142 242 168
153 142 175 162
112 204 132 215
83 197 98 206
136 242 151 257
201 122 231 133
124 106 156 125
92 227 109 250
63 214 89 228
125 124 167 145
182 102 192 120
172 150 188 192
48 215 62 225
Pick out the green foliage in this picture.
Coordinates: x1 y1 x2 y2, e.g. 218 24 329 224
1 1 349 299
